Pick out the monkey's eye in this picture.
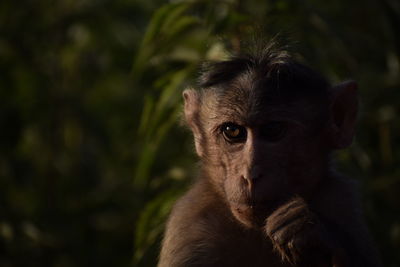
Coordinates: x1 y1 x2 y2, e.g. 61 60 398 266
260 121 288 142
221 123 247 143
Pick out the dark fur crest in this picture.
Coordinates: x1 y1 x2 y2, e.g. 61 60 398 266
199 41 331 102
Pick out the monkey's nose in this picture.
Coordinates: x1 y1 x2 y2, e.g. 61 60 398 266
242 165 264 189
241 175 257 191
241 175 250 187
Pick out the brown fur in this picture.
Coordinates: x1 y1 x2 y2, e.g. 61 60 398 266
158 45 381 267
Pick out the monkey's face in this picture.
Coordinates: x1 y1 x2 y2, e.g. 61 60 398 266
183 57 358 229
185 89 330 228
211 110 327 227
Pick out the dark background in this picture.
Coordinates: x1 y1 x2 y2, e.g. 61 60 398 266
0 0 399 266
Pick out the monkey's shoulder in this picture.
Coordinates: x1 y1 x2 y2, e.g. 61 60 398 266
311 175 382 266
313 174 362 222
167 180 233 237
160 181 238 266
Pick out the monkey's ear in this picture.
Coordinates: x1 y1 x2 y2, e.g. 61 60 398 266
183 89 204 157
329 81 358 149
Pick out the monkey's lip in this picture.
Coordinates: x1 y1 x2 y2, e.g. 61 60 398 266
230 201 282 227
230 203 254 227
230 203 269 227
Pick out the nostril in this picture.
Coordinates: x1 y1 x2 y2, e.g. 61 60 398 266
241 175 249 186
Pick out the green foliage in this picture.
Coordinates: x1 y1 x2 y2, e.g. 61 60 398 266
1 0 399 266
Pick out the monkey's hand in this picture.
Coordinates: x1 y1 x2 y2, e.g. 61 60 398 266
264 197 333 266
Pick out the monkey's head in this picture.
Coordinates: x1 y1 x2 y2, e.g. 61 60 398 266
183 46 358 228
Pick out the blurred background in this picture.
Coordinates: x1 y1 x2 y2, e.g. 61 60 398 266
0 0 399 266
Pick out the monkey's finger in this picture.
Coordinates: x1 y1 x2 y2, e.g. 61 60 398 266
268 218 307 246
272 197 306 218
266 210 309 237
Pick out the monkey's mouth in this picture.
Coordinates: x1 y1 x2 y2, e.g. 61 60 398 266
230 201 284 228
230 203 271 228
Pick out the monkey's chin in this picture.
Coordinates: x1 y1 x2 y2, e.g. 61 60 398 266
230 203 266 228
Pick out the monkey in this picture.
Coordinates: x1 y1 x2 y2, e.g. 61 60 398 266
158 42 382 267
